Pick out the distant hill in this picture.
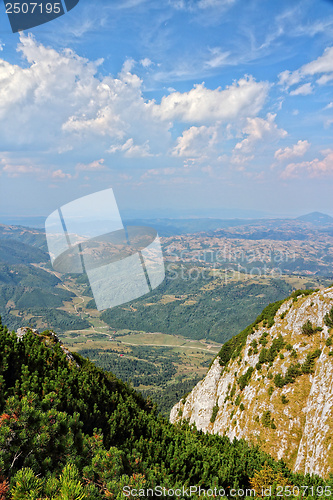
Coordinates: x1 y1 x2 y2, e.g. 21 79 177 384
124 218 259 236
0 216 46 228
0 224 47 249
100 277 294 343
297 212 333 224
0 239 48 265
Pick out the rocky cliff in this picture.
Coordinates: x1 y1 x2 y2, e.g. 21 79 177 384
170 287 333 478
16 327 79 367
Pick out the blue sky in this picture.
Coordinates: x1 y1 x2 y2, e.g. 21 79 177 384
0 0 333 219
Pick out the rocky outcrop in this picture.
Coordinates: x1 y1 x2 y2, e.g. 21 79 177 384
170 287 333 478
16 327 79 368
16 327 39 341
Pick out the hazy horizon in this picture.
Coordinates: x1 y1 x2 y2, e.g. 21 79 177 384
1 209 333 230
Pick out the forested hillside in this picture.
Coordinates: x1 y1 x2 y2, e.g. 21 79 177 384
0 262 89 332
100 273 294 343
0 319 330 499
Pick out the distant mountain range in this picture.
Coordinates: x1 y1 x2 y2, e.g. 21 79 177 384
124 213 333 237
0 216 46 228
1 211 332 230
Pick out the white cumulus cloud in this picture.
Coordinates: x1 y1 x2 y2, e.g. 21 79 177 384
76 159 106 171
172 125 218 157
278 46 333 91
275 140 310 161
153 77 269 124
140 58 153 68
51 169 72 180
0 34 169 156
281 149 333 179
108 138 153 157
2 163 42 177
170 0 236 11
278 70 302 89
234 113 287 153
0 34 272 171
301 46 333 76
290 83 313 96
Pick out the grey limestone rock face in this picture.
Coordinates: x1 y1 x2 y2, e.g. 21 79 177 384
170 287 333 478
16 327 40 341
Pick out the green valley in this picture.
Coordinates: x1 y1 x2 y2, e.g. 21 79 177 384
0 221 332 415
